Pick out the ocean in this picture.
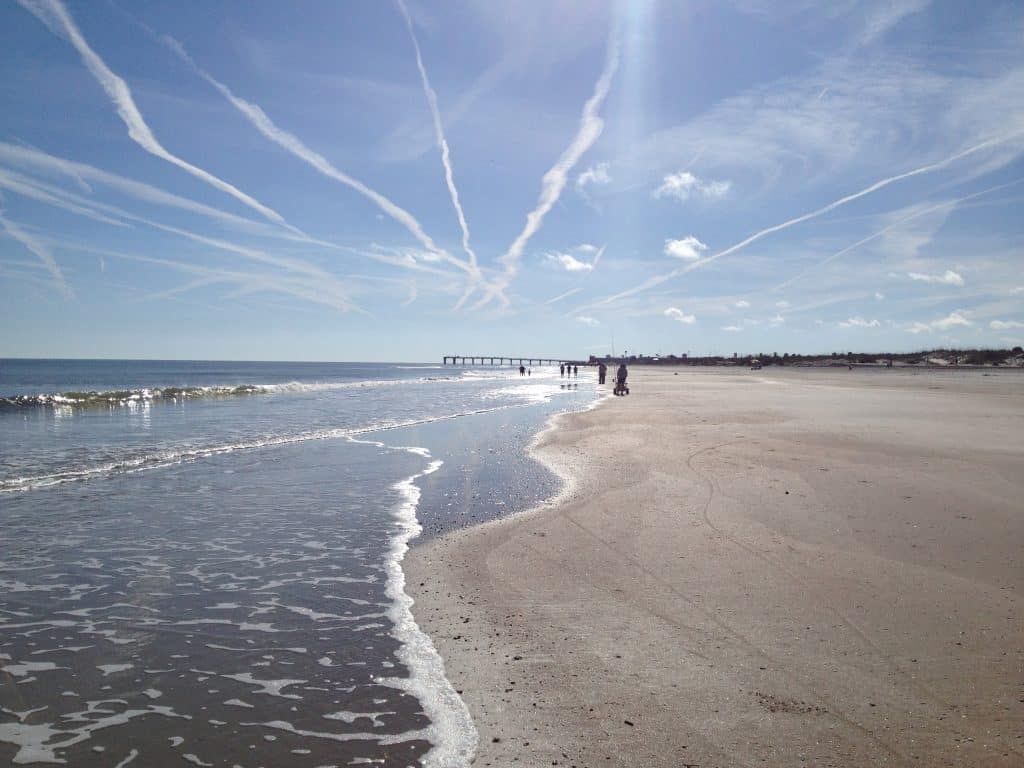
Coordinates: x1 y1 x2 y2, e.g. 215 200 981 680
0 359 598 767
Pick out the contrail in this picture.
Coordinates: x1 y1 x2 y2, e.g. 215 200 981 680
0 167 128 227
585 129 1024 310
541 245 604 306
1 151 463 289
16 0 293 230
397 0 478 275
1 166 360 308
771 176 1024 292
0 142 464 276
544 287 583 305
160 36 473 278
0 141 275 234
477 35 620 309
53 240 361 313
0 210 73 298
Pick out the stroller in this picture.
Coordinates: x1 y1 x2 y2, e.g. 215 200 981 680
613 375 630 396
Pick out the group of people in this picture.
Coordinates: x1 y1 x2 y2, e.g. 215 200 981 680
515 361 627 394
597 361 629 394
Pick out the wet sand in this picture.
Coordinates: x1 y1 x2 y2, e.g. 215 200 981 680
408 367 1024 767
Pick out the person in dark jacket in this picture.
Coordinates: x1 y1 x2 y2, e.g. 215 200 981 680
614 363 629 395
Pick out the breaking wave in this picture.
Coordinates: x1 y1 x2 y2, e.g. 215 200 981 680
0 373 507 409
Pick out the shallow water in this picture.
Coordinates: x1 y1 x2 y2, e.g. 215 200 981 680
0 360 597 766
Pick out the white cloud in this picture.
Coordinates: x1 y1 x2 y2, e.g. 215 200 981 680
875 291 885 300
545 251 594 272
575 243 599 253
652 171 731 202
664 307 696 324
576 315 600 327
907 310 972 333
734 299 750 308
775 300 790 308
907 269 965 286
990 319 1024 330
576 162 611 191
839 316 881 328
721 325 742 332
664 236 707 261
768 313 785 327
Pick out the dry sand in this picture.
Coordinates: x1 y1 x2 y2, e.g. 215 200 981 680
407 367 1024 767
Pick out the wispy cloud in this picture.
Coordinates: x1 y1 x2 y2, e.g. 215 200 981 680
545 251 594 272
397 0 478 279
907 309 972 333
16 0 293 229
482 34 620 307
772 177 1024 292
663 236 707 261
990 319 1024 330
907 269 965 285
576 162 611 192
586 130 1023 311
859 0 932 45
839 316 881 328
62 242 360 313
722 325 742 332
0 211 72 298
576 315 600 327
664 307 696 324
875 291 886 300
652 171 731 202
735 299 750 308
401 284 418 307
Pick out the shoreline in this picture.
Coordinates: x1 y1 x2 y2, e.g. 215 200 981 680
407 367 1024 767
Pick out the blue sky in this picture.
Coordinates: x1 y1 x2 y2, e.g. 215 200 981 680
1 0 1022 361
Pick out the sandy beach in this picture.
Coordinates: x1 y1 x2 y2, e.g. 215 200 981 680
408 367 1024 767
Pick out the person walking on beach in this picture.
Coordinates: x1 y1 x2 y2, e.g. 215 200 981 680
519 364 525 376
573 365 578 377
560 364 565 377
527 367 531 376
598 362 607 384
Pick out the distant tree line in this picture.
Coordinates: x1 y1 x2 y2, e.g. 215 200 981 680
587 346 1024 367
